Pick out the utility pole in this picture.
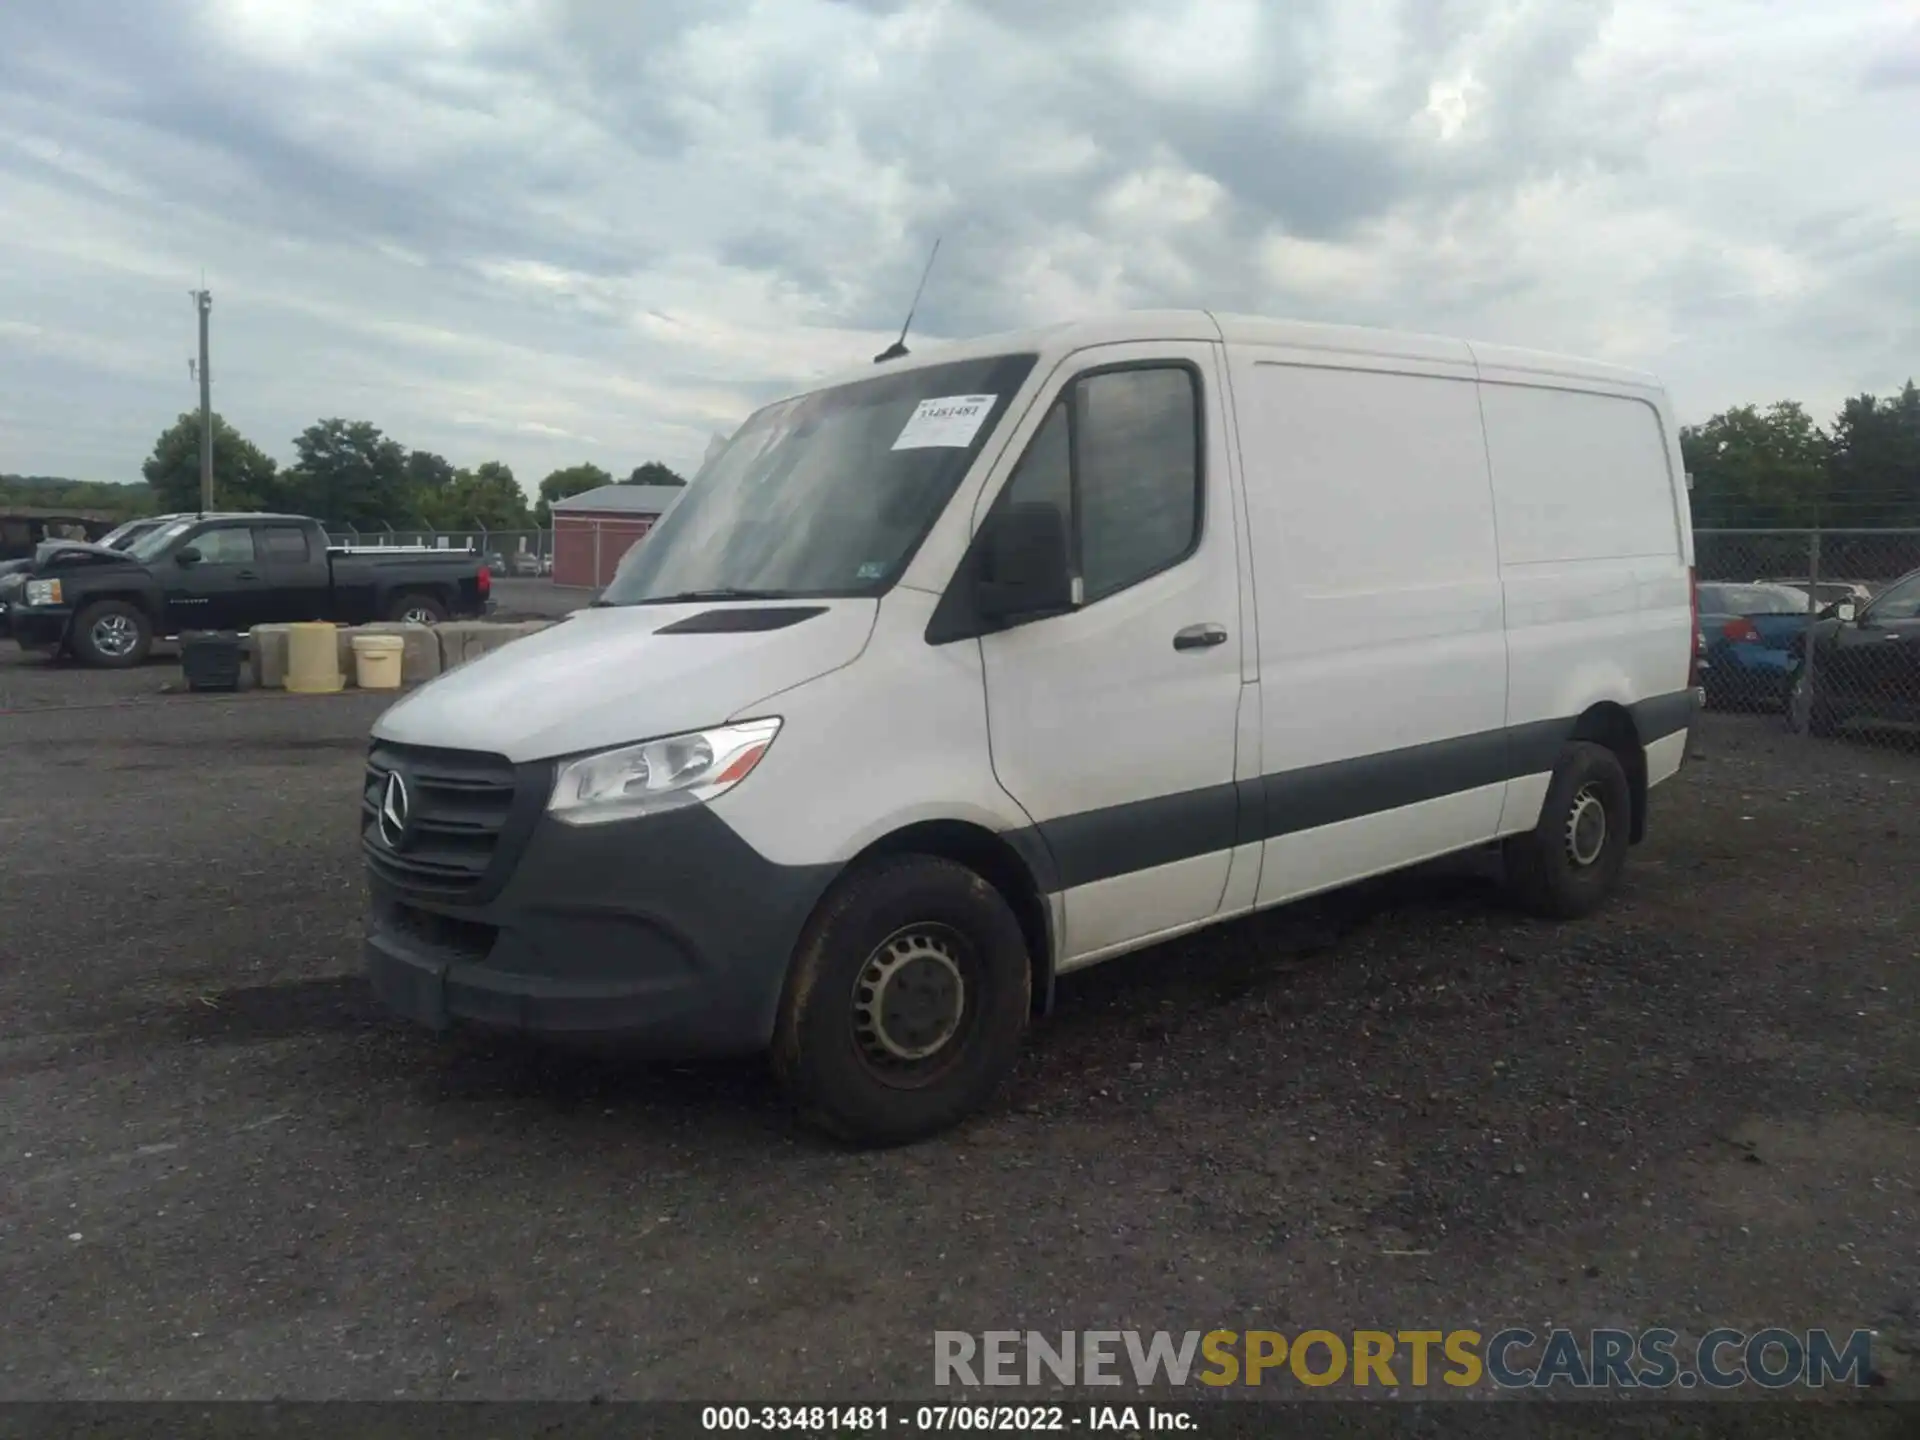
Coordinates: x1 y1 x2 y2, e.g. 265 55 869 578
191 288 213 512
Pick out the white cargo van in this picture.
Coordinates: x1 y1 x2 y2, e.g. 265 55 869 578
364 311 1698 1144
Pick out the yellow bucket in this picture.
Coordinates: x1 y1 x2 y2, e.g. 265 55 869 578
351 633 406 690
286 622 344 693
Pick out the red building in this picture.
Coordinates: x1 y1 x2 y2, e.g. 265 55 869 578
550 484 684 588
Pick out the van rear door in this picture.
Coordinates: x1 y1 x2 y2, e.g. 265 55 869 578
973 342 1246 965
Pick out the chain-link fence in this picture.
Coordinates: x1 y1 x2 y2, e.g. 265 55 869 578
314 522 1920 741
1694 528 1920 743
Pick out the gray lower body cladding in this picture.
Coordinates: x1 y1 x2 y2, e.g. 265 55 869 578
365 691 1695 1047
366 803 838 1057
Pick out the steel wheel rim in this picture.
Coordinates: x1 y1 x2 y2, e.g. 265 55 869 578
1565 783 1608 868
402 607 435 626
92 614 138 657
852 925 971 1082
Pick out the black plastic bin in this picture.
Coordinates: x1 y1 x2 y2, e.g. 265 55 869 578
180 630 244 692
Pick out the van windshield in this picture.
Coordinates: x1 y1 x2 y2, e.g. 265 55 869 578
599 352 1037 604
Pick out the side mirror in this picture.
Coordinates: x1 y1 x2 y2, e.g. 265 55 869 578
175 546 202 567
1837 601 1858 623
975 502 1072 622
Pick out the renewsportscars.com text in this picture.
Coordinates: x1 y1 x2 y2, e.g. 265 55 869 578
934 1328 1878 1391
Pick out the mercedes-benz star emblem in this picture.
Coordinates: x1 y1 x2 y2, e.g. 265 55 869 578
378 769 411 849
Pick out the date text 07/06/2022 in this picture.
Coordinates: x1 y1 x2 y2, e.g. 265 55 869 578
701 1406 1194 1433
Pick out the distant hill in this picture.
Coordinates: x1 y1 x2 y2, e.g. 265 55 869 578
0 474 157 519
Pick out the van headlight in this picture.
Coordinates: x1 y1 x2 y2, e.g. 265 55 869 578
25 579 62 606
547 718 781 826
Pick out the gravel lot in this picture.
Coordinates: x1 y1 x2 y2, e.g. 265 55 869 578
1 645 1916 1403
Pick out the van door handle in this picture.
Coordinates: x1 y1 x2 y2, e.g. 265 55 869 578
1173 624 1228 651
235 570 259 581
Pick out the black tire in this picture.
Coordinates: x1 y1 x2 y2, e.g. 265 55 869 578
1784 662 1837 737
386 591 447 625
1502 741 1632 920
772 855 1031 1147
70 598 153 669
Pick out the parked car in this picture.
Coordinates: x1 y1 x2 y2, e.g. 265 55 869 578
94 514 189 552
1786 566 1920 735
8 512 493 668
361 311 1697 1145
509 551 543 577
1759 578 1877 609
483 552 510 577
1697 582 1818 709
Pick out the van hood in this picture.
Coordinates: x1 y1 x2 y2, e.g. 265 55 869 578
371 600 878 763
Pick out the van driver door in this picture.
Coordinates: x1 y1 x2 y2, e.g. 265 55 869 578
971 343 1250 966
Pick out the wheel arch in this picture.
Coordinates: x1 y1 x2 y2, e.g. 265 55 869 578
76 588 163 623
385 587 448 621
837 818 1058 1017
1568 701 1648 844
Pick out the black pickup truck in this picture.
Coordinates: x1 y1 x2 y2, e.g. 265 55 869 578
6 512 492 668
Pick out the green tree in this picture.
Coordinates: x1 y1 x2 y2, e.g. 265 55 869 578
405 449 456 494
534 462 613 525
1828 381 1920 527
282 419 409 529
402 449 459 529
1681 402 1832 529
0 475 157 520
625 461 686 487
140 412 282 513
427 461 532 532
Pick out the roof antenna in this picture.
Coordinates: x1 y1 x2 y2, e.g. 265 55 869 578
874 237 940 364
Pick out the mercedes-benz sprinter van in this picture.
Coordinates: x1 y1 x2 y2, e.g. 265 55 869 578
363 311 1698 1145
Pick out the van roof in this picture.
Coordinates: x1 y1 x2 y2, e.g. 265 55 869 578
801 308 1662 399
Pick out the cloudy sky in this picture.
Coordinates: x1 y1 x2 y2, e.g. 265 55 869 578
1 0 1915 492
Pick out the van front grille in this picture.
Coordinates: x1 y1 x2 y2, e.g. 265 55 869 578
362 742 520 897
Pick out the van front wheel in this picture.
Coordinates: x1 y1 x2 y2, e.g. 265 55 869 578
772 855 1030 1147
1502 741 1632 919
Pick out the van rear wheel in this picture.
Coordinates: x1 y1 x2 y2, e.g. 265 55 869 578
1502 741 1631 919
772 855 1030 1147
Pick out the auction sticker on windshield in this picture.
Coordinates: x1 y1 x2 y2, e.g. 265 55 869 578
892 395 997 451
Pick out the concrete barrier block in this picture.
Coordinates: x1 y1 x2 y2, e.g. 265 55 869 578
432 621 485 671
436 620 555 671
351 623 442 685
249 625 291 689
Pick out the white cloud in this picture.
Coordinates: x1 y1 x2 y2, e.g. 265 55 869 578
0 0 1912 492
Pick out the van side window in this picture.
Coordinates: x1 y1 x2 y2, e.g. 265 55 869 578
1074 368 1199 601
996 399 1071 528
991 365 1201 608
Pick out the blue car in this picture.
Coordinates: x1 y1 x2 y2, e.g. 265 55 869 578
1698 582 1817 709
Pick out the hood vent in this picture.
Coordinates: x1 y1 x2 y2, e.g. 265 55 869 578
653 606 829 635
